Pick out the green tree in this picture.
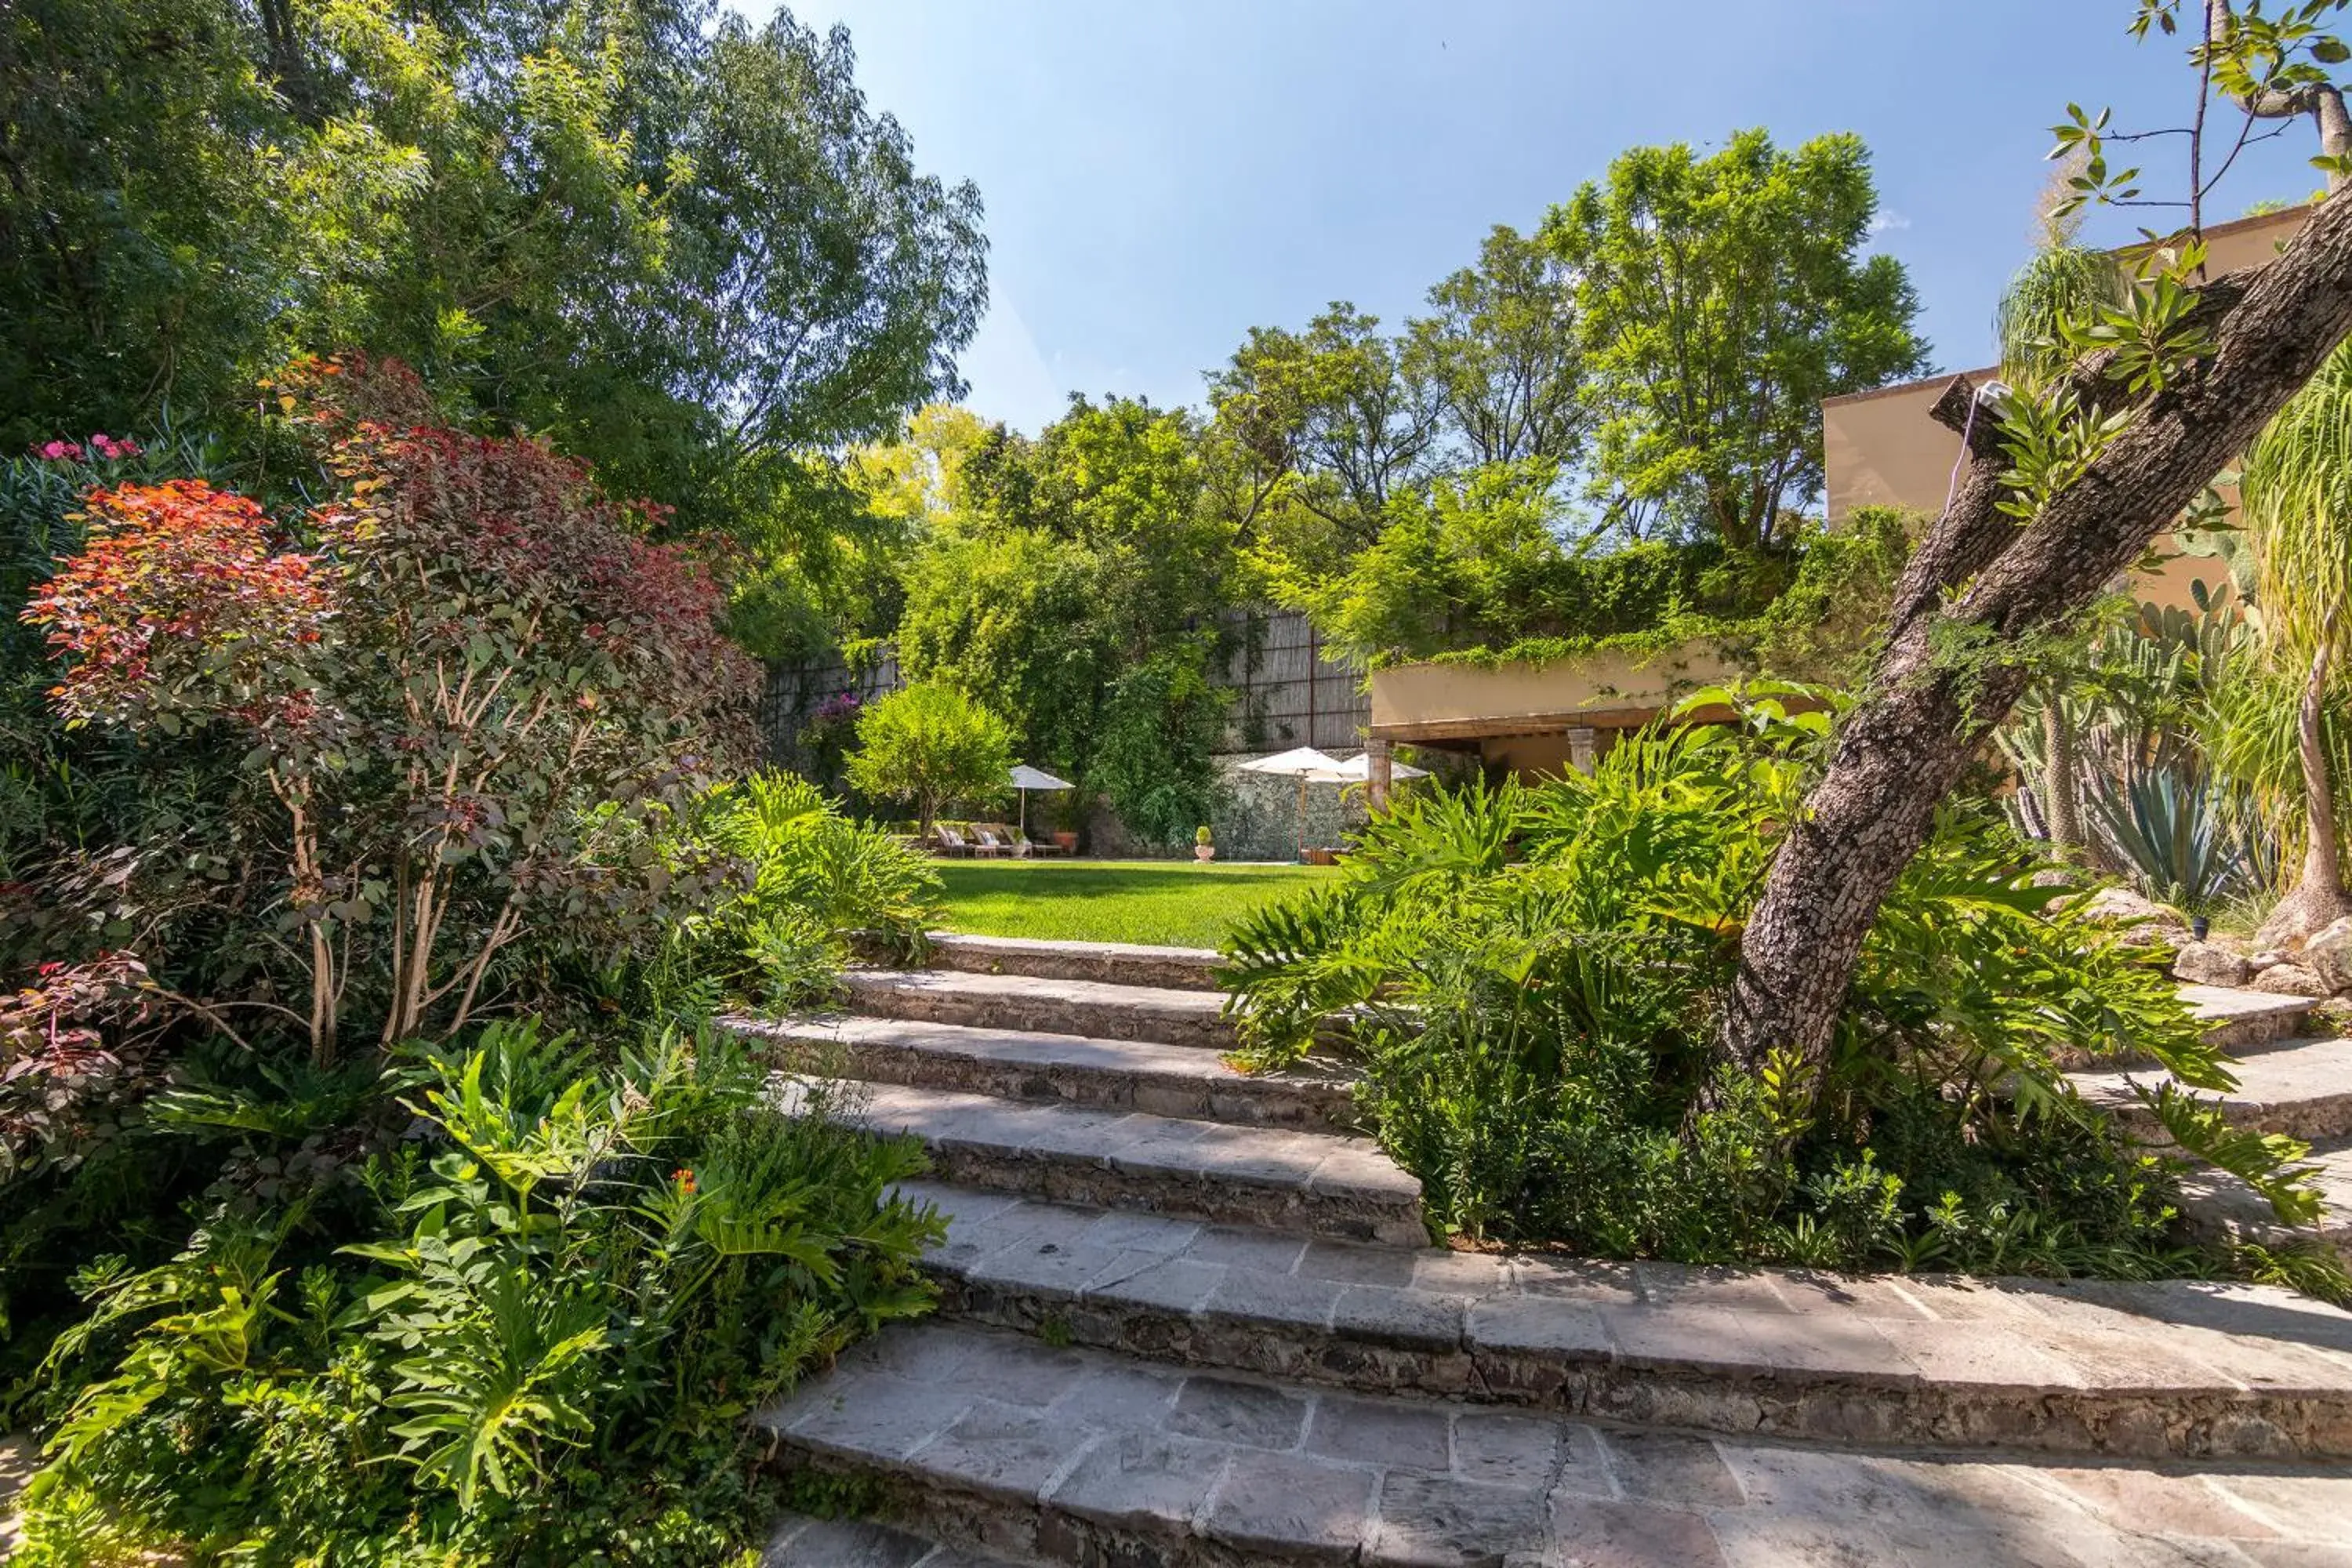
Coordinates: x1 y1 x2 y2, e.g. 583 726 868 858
1275 461 1575 667
1715 2 2352 1101
0 0 408 443
1542 128 1930 551
1206 306 1444 583
2242 340 2352 942
0 0 988 548
1403 224 1588 470
846 682 1014 836
896 524 1113 784
895 395 1234 832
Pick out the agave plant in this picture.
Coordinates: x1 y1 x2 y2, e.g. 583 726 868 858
2078 765 2259 914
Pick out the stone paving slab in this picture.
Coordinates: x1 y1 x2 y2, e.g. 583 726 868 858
2068 1033 2352 1142
845 1084 1427 1247
763 1511 1015 1566
2181 985 2318 1053
843 967 1240 1051
1 1432 31 1559
757 1319 2352 1567
740 1012 1359 1131
926 932 1225 992
894 1180 2352 1461
2177 1134 2352 1265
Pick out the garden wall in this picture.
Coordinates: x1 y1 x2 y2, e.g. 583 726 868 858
758 645 902 774
758 609 1370 764
1212 608 1370 756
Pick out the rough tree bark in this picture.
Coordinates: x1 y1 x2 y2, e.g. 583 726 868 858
1716 184 2352 1085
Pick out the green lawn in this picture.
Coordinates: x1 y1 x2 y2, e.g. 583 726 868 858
931 858 1337 949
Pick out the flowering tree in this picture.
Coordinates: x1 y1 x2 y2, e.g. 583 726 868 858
24 358 758 1062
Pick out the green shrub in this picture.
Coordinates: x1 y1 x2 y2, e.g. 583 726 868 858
10 358 759 1065
845 681 1014 836
639 771 946 1011
1277 457 1911 679
1220 689 2326 1280
13 1017 942 1566
1090 651 1231 849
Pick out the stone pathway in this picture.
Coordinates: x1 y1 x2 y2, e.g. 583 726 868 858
2 1432 31 1558
762 1323 2352 1568
745 934 2352 1566
2060 985 2352 1258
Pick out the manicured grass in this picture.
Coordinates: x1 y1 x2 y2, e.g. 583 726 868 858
932 858 1337 949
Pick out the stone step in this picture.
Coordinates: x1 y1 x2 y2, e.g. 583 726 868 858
892 1181 2352 1464
761 1512 1013 1566
842 968 1237 1051
2181 982 2321 1054
740 1012 1359 1133
836 1083 1425 1248
2177 1134 2352 1265
2068 1032 2352 1142
757 1319 2352 1568
926 932 1224 992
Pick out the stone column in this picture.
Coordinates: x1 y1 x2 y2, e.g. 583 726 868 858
1366 736 1393 811
1566 726 1597 775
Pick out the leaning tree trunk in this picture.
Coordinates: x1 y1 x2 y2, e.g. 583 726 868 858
1715 183 2352 1088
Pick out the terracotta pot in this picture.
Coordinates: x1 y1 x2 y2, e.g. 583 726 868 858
1195 844 1215 862
1052 830 1079 851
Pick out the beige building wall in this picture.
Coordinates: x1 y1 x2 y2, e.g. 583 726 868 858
1822 203 2307 613
1368 638 1761 775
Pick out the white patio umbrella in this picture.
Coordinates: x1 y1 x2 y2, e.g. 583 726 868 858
1235 746 1347 860
1007 764 1074 837
1321 753 1431 785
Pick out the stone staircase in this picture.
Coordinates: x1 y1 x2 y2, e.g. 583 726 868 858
2061 985 2352 1259
743 935 2352 1567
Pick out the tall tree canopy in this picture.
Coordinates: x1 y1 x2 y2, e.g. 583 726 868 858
0 0 987 536
1543 129 1931 551
1208 128 1926 593
891 394 1234 844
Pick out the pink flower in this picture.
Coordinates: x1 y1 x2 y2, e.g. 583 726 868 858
36 440 85 462
88 434 140 461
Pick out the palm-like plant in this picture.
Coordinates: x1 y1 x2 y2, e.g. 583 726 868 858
2241 339 2352 944
1996 243 2128 387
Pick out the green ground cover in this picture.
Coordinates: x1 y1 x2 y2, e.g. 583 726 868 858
934 858 1336 949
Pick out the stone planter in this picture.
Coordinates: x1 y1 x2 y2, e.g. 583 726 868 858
1195 844 1216 862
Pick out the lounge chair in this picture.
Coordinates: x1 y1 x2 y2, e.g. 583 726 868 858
970 825 1013 858
934 824 977 858
1022 829 1067 856
987 822 1039 858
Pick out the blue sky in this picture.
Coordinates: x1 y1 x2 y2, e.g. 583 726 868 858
779 1 2326 437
